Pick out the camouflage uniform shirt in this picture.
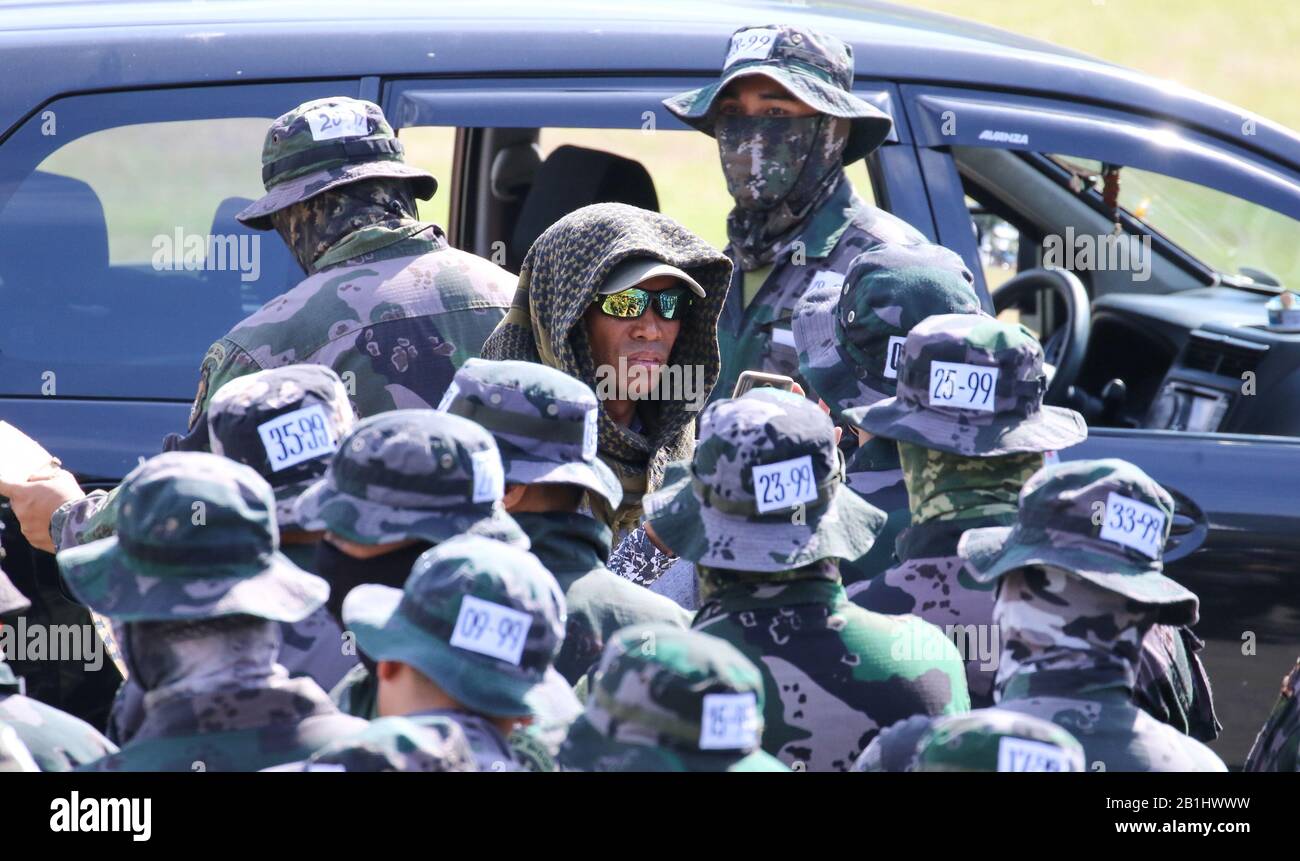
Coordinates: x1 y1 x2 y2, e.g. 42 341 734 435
0 659 117 771
714 177 928 401
1244 657 1300 771
693 573 969 771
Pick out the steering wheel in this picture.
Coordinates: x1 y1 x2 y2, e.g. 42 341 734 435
991 267 1091 405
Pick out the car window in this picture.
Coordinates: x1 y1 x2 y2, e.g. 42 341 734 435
1049 154 1300 288
398 126 457 231
0 83 354 401
538 129 876 251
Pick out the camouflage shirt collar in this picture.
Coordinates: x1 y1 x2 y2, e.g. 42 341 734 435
895 509 1017 562
782 175 861 261
700 576 847 616
313 222 447 273
999 664 1135 703
512 511 612 586
131 676 340 740
846 436 900 474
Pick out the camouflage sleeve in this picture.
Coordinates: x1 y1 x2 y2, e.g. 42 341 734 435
1244 659 1300 772
608 526 680 588
188 339 261 432
1134 623 1221 742
852 714 936 772
50 488 119 552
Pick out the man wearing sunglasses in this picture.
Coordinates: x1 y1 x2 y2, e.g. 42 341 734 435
482 203 731 540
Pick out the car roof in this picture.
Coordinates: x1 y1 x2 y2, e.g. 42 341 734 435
1 0 1297 170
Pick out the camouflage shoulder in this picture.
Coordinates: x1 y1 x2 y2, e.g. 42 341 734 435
190 339 260 431
508 723 559 773
431 245 518 306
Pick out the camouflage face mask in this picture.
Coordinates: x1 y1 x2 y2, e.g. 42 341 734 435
716 114 844 212
993 566 1159 694
271 178 421 274
897 442 1043 526
124 615 283 696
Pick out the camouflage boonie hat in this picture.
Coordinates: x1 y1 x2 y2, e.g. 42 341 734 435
642 388 885 572
293 409 528 548
266 716 477 772
844 313 1087 456
236 97 436 230
794 243 981 422
439 358 623 511
57 452 328 624
911 709 1086 772
558 625 789 772
343 535 569 718
958 458 1199 625
207 365 355 531
663 24 893 164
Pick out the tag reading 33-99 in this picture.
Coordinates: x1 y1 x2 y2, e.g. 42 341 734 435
929 361 999 412
1099 492 1167 559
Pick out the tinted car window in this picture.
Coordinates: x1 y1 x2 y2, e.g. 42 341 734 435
0 82 354 400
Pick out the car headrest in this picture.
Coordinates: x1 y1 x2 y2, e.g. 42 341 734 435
0 170 110 290
508 145 659 272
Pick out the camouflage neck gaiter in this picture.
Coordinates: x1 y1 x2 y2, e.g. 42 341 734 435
270 178 427 274
717 114 849 271
697 557 840 604
125 615 288 709
993 565 1158 696
897 442 1043 526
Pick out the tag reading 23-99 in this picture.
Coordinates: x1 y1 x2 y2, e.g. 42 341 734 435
929 360 999 412
751 455 818 514
256 404 337 472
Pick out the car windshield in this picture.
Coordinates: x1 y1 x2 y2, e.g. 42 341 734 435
1050 154 1300 289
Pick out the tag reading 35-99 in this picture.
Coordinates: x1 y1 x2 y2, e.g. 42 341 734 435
257 404 337 472
929 361 999 412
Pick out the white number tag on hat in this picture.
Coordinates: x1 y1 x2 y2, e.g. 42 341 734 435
470 449 504 503
699 692 759 750
257 404 337 472
997 737 1071 772
307 105 370 141
725 28 779 67
929 360 998 412
882 335 907 380
450 595 531 665
1099 491 1166 559
582 408 599 461
751 455 818 514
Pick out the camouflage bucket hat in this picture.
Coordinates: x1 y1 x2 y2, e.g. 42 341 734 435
207 364 356 531
794 243 981 422
911 709 1086 772
236 97 436 230
439 358 623 511
958 458 1200 625
663 24 893 164
642 388 885 572
57 452 328 624
844 313 1087 456
266 716 477 772
293 409 528 548
343 535 569 718
558 625 789 772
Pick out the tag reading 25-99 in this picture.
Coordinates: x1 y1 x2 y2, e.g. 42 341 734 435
257 404 336 472
929 360 999 412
